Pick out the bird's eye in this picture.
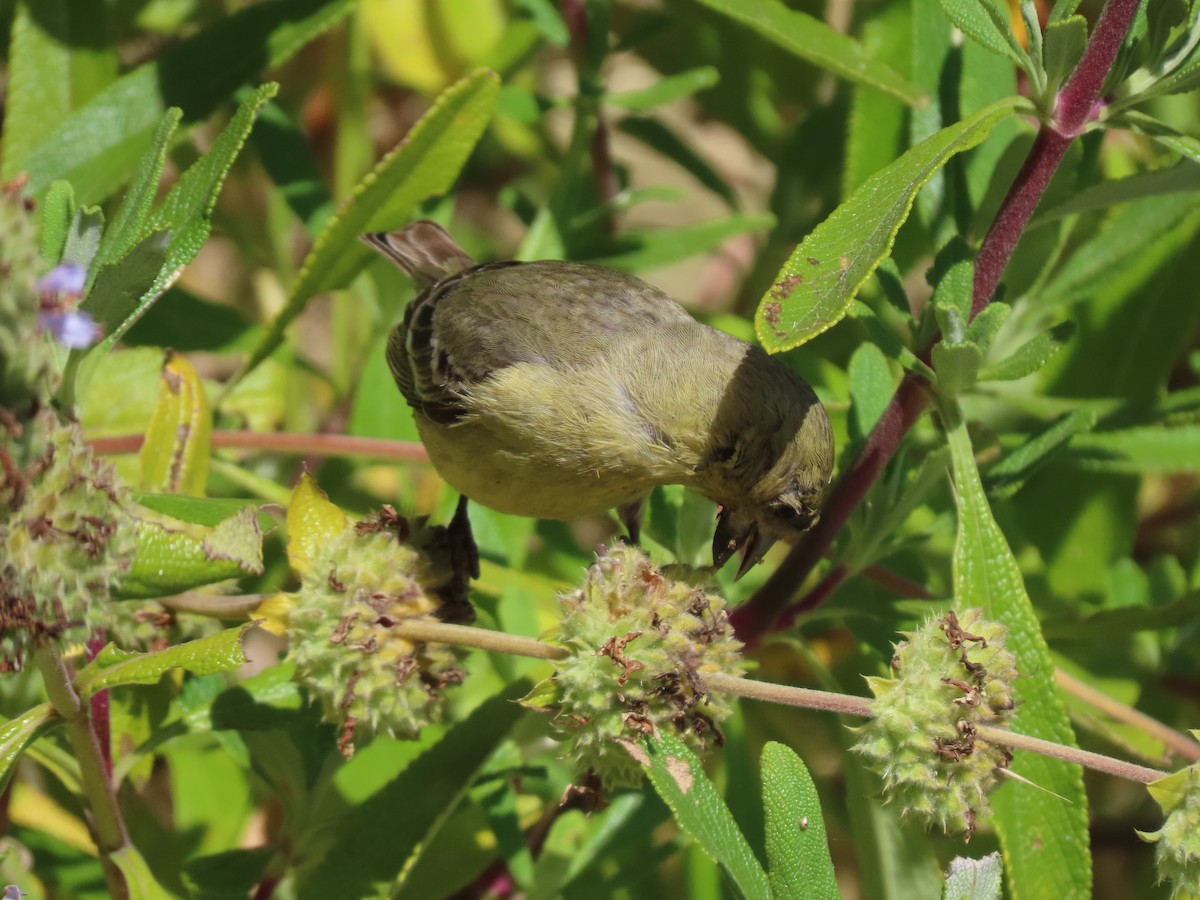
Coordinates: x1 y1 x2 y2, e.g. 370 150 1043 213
771 503 814 530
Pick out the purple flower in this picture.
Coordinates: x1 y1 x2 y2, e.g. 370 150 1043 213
36 261 87 295
37 310 100 349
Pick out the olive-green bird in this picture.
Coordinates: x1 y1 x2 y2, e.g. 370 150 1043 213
362 221 833 579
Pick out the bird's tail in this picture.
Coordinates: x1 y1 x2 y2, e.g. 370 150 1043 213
361 220 476 290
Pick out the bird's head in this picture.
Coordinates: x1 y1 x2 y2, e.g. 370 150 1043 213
698 347 833 579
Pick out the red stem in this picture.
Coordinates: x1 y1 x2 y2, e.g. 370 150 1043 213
86 631 112 778
88 430 430 462
732 0 1146 644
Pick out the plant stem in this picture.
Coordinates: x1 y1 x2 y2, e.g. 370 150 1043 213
733 0 1147 642
34 645 130 899
389 618 1172 785
159 592 271 618
1055 667 1200 763
975 724 1167 784
88 430 430 461
392 619 568 660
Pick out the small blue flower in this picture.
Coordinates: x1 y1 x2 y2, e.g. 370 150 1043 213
37 310 100 349
36 261 87 295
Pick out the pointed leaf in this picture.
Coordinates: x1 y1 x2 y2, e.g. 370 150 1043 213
139 351 212 496
20 0 357 203
1067 425 1200 473
634 734 772 900
0 704 56 794
761 741 838 900
285 472 349 576
756 97 1027 352
117 506 264 600
77 625 251 697
978 321 1074 381
945 403 1091 900
238 69 500 381
608 66 719 110
94 109 183 271
110 845 173 899
939 0 1029 68
984 409 1097 498
689 0 925 104
68 84 277 405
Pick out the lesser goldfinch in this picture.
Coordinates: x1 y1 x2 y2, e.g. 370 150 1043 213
362 221 833 578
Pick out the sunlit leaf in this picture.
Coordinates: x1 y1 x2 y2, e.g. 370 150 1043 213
755 97 1027 352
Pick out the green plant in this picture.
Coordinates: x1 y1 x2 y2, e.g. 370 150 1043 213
2 0 1199 897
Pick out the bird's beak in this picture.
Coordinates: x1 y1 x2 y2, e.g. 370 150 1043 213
712 509 777 580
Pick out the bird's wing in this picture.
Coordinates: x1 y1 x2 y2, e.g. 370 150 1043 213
390 260 695 423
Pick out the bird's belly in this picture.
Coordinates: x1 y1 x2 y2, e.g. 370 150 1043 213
415 415 654 520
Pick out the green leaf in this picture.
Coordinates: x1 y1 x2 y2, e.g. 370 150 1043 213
608 66 719 110
138 351 212 496
131 494 265 528
1043 16 1088 91
38 180 76 263
760 742 838 900
238 69 500 383
1048 0 1083 23
77 625 251 698
944 402 1092 900
617 118 738 208
110 844 173 899
19 0 357 203
964 301 1010 351
847 301 934 377
585 214 775 272
94 109 183 271
62 205 105 274
295 680 532 899
689 0 925 105
939 0 1030 68
1 0 71 182
1034 159 1200 224
983 409 1097 498
1038 193 1200 310
0 704 56 794
1146 761 1197 814
69 84 277 406
755 97 1027 352
1066 425 1200 473
636 734 772 900
943 852 1003 900
978 321 1074 381
848 342 895 444
118 506 264 600
932 340 984 395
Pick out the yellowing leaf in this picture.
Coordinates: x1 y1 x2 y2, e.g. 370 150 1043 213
252 592 294 636
139 350 212 496
286 472 349 576
363 0 506 93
